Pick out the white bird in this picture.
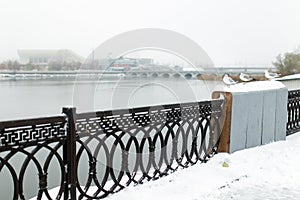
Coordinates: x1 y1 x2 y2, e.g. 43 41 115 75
239 72 254 82
264 70 279 79
223 74 238 87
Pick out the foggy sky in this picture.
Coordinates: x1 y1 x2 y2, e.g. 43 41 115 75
0 0 300 67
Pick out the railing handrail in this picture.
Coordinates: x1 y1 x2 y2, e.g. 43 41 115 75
76 99 220 119
0 115 66 129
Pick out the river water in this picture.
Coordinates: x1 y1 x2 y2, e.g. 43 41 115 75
0 78 221 121
0 77 222 199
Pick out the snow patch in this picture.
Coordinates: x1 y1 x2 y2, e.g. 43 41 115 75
106 133 300 200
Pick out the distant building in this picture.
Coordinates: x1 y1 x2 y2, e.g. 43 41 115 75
137 58 153 65
110 57 139 71
17 49 83 66
107 57 155 71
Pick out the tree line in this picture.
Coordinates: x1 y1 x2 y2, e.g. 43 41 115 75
0 60 82 71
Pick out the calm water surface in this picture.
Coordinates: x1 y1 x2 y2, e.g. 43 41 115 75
0 78 219 120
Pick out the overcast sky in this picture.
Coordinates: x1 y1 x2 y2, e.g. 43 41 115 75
0 0 300 67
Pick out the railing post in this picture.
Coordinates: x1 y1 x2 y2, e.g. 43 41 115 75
212 92 232 153
62 107 77 200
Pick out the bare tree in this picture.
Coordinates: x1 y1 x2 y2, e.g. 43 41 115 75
273 49 300 75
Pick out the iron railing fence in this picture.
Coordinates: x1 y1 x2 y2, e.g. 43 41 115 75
287 90 300 135
73 100 224 199
0 116 67 200
0 99 224 200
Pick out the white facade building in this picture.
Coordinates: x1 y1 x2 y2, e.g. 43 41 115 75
17 49 83 66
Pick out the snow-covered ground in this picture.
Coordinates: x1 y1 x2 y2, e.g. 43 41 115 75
106 132 300 200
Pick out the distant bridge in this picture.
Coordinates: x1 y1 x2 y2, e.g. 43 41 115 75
0 67 273 80
202 67 274 75
0 70 200 79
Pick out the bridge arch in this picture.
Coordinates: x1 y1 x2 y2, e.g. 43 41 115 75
151 73 158 78
173 73 181 78
141 73 148 78
162 73 170 78
184 73 192 79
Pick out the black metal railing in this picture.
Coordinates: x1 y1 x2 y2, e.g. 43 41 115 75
0 116 67 200
287 89 300 135
73 100 224 199
0 99 224 199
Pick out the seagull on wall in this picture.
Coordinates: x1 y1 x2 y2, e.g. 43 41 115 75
222 73 238 87
239 72 255 83
264 70 279 80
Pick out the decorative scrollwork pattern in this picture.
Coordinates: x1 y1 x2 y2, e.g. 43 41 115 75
75 100 224 199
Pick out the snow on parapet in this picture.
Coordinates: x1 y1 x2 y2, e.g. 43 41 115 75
223 81 286 93
275 73 300 81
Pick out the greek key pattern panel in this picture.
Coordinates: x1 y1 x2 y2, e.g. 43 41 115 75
0 116 66 148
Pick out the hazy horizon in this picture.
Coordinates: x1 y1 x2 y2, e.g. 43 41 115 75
1 0 300 67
